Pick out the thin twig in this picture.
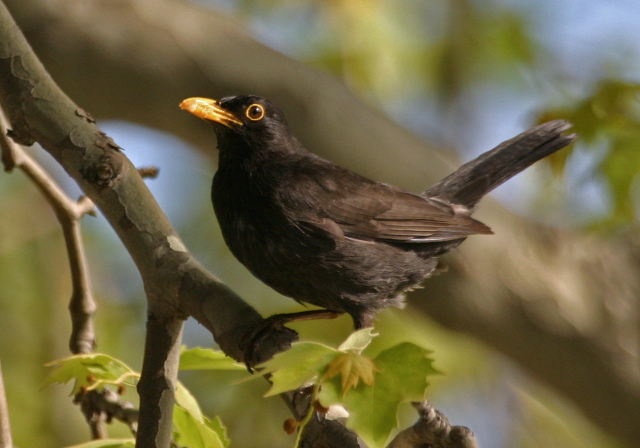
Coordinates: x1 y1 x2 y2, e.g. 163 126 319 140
74 389 139 437
0 360 13 448
0 108 140 439
0 109 98 355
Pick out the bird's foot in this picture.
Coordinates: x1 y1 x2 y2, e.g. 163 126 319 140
242 310 343 372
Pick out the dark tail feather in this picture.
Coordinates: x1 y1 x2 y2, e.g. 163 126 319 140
422 120 576 208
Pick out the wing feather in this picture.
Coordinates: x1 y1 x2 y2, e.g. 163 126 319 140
306 180 489 243
281 156 492 244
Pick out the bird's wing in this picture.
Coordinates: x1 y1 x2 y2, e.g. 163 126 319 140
328 187 492 242
288 166 493 243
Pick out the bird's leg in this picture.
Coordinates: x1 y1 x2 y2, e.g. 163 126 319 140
242 310 343 371
267 309 343 324
352 312 375 330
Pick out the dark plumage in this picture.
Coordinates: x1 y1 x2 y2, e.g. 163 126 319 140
180 95 575 329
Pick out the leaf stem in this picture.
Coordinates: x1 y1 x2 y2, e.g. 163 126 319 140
293 383 320 448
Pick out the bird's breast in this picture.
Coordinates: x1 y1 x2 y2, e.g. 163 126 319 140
212 166 304 270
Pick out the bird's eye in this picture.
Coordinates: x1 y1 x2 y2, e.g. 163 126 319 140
245 104 265 121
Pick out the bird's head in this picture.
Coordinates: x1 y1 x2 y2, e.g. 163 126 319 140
180 95 295 153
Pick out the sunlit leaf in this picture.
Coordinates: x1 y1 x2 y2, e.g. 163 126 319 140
173 405 226 448
179 346 245 371
337 327 377 353
44 353 136 395
318 342 436 448
207 415 231 448
176 380 204 423
257 341 339 397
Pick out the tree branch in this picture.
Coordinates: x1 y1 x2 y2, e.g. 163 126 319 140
0 88 144 440
0 2 302 446
388 402 477 448
0 102 112 438
0 108 98 355
73 388 139 438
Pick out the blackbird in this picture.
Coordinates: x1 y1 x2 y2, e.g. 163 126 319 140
180 95 575 329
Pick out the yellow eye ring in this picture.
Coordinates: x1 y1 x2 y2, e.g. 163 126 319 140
245 104 265 121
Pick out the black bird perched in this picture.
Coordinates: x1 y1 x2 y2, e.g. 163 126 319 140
180 95 575 329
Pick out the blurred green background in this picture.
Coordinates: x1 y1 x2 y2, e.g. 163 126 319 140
1 0 639 447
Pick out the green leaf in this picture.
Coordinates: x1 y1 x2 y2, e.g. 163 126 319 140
337 328 377 353
537 79 640 230
179 346 245 371
597 134 640 227
173 405 226 448
173 379 231 447
207 415 231 448
318 342 436 448
63 439 135 448
176 380 204 423
257 341 339 397
44 353 136 395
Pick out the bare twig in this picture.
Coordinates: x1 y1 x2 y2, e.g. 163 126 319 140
0 360 13 448
74 389 139 437
0 110 98 355
0 108 139 439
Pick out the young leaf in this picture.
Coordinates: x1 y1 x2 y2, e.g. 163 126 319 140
320 352 378 396
44 353 136 395
179 346 245 371
337 328 377 353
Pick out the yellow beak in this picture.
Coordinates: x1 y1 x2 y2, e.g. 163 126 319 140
179 97 243 128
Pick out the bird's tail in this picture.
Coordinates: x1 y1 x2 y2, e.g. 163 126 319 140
422 120 576 208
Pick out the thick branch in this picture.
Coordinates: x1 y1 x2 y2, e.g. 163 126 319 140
0 107 110 438
0 3 301 446
2 0 445 192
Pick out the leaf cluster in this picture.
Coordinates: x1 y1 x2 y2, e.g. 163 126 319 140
44 348 244 448
257 329 437 448
540 80 640 229
44 334 436 448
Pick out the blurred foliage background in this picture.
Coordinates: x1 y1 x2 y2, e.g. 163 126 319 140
1 0 639 447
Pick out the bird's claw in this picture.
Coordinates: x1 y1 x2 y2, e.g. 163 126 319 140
241 310 343 372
